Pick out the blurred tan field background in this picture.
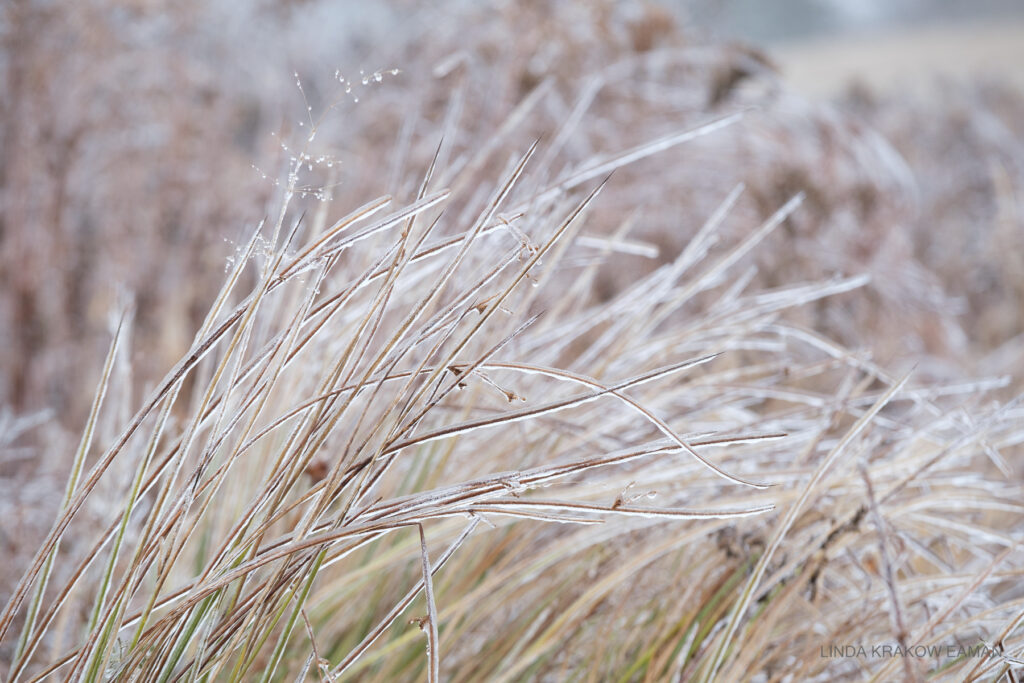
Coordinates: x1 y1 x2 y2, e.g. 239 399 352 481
5 0 1024 423
2 1 1024 680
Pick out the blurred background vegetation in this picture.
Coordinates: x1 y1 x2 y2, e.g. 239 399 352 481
3 0 1022 424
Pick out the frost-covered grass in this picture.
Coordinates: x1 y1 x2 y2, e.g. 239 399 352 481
3 2 1024 681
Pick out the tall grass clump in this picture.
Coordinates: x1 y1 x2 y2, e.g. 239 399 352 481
0 98 779 678
3 102 1022 681
3 1 1024 681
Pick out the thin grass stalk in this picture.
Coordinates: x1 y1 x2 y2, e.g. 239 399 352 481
10 314 127 670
